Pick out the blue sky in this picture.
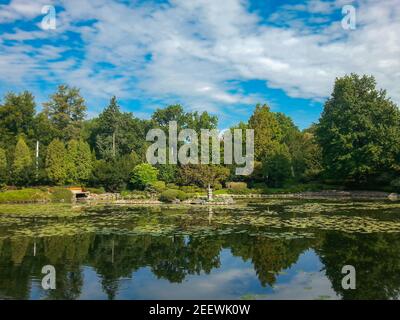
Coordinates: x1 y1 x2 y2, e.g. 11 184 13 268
0 0 399 130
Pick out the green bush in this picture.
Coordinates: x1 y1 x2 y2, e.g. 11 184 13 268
86 187 105 194
390 178 400 192
166 183 179 190
213 183 223 190
159 189 188 203
50 187 74 203
180 185 203 193
214 188 229 195
176 190 189 201
148 181 166 193
91 156 135 193
228 187 252 195
121 190 148 199
0 188 50 203
130 163 159 190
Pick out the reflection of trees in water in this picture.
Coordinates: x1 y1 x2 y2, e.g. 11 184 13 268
0 235 93 299
316 232 400 300
88 235 223 298
228 235 315 287
0 238 35 299
1 231 400 300
0 233 307 299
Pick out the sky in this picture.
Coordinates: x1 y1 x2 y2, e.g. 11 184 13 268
0 0 399 130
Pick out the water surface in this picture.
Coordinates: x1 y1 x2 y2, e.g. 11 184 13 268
0 199 399 300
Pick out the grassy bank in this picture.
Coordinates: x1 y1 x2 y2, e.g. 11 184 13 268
0 189 50 204
0 187 74 204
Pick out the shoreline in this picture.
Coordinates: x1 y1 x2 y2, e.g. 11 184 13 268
0 190 398 206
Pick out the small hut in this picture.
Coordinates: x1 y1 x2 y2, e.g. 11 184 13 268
67 187 90 201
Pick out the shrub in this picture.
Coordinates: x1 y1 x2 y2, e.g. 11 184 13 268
166 183 179 190
176 190 189 201
213 183 222 190
130 163 159 190
228 187 252 195
148 181 166 193
0 188 50 203
226 182 248 190
180 185 203 193
390 178 400 192
159 189 188 203
91 157 134 192
86 187 105 194
50 187 74 203
121 190 148 199
157 164 178 183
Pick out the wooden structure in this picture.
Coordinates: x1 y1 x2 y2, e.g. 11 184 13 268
67 187 90 200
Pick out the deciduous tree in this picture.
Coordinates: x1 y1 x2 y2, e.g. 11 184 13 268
316 74 400 185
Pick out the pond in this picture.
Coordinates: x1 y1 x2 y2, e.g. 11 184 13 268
0 199 400 300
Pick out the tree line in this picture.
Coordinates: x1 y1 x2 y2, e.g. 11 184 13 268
0 73 399 192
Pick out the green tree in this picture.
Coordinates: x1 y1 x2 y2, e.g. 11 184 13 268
179 165 230 188
130 163 159 190
91 97 148 161
157 164 179 183
316 74 400 185
43 85 87 141
0 91 36 147
298 128 323 181
152 104 187 128
66 139 79 183
12 137 33 186
91 156 135 192
0 148 7 184
248 104 282 161
262 143 292 187
65 139 92 184
34 111 58 146
45 139 68 185
95 96 121 158
185 111 218 131
76 140 93 184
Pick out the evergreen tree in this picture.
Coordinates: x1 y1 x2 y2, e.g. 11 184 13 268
43 85 87 141
91 155 135 192
66 139 79 184
0 91 36 147
91 97 148 160
12 137 33 186
95 96 122 159
0 148 7 184
45 139 68 185
65 139 92 184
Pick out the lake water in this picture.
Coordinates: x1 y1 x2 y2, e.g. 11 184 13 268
0 199 400 300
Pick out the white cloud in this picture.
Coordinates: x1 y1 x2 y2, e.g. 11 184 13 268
0 0 53 23
0 0 399 118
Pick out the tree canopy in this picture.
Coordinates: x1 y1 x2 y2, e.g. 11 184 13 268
316 74 400 185
0 74 398 191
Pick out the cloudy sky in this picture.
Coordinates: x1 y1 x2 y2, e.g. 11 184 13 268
0 0 399 129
